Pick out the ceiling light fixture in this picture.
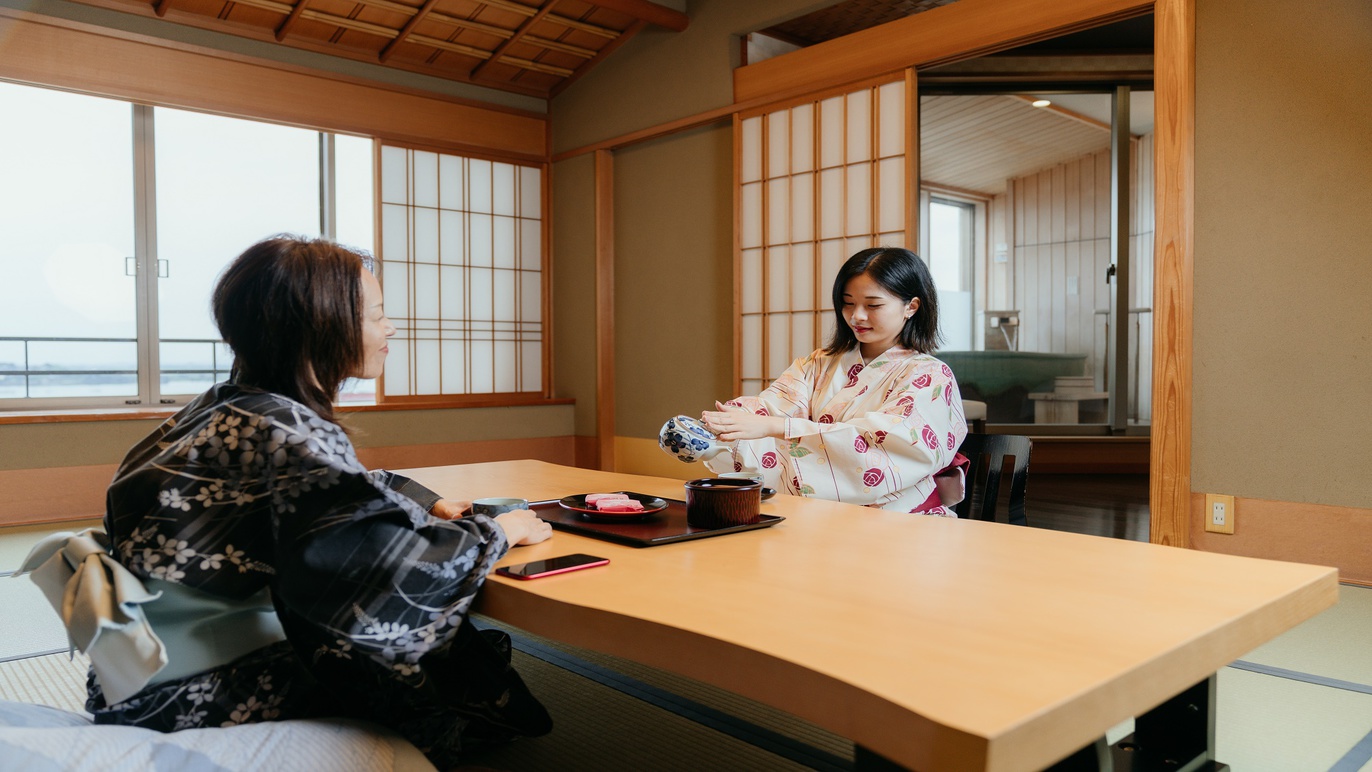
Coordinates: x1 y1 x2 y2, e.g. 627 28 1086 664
1031 99 1052 108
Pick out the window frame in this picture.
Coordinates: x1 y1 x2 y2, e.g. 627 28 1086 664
0 92 361 412
0 42 553 418
919 187 989 352
373 138 552 407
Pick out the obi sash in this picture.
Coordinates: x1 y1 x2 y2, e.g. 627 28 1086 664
17 528 285 705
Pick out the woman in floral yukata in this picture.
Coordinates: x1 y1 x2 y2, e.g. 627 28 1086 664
91 235 554 766
701 247 969 515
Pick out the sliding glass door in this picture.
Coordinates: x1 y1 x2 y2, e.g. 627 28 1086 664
917 88 1154 433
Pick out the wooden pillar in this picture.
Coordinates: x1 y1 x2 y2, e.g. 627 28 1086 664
594 149 616 471
1150 0 1195 548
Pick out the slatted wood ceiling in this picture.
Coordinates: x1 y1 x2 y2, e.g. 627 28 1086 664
64 0 689 98
921 94 1112 196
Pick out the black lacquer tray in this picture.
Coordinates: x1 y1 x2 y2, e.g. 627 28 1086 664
528 497 783 548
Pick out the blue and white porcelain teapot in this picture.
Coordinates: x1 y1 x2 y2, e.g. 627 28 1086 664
657 415 730 464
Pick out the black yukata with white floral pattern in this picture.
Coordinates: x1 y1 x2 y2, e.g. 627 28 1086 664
93 382 550 766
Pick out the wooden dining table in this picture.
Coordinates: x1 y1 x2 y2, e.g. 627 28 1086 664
399 460 1338 772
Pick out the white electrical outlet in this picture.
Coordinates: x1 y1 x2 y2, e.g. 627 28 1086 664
1211 500 1226 526
1204 494 1235 534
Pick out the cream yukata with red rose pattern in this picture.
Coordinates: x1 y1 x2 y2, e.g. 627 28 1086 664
705 346 968 514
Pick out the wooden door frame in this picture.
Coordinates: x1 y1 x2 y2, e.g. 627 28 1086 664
565 0 1195 530
1148 0 1193 548
731 0 1193 548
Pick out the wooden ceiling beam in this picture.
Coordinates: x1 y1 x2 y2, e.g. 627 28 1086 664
274 0 311 40
528 35 595 58
408 32 505 59
345 0 410 13
339 0 599 58
410 35 572 76
228 0 577 79
499 54 573 77
478 0 619 39
365 0 598 56
585 0 687 32
140 0 660 94
304 8 397 37
379 0 442 61
470 0 557 79
231 0 292 14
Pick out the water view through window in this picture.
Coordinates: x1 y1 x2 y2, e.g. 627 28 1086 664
0 82 377 407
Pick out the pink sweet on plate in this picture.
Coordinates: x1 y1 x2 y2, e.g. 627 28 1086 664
595 499 645 513
586 493 631 504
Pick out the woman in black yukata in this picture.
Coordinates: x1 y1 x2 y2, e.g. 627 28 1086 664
87 235 554 766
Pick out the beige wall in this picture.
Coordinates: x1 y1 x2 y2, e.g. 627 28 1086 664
552 0 832 154
613 125 737 438
551 152 599 438
549 0 824 464
1193 0 1372 510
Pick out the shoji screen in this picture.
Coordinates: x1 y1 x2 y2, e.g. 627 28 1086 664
736 77 908 395
379 144 545 399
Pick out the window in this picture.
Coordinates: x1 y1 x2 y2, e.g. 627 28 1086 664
0 83 137 403
0 81 374 410
153 107 326 398
378 145 545 398
736 78 907 395
924 196 977 351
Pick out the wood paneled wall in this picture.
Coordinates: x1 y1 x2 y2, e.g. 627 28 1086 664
1004 136 1155 420
1010 147 1113 379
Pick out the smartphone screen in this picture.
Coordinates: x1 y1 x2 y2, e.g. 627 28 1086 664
496 553 610 580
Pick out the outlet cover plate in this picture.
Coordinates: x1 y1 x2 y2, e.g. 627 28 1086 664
1205 493 1236 534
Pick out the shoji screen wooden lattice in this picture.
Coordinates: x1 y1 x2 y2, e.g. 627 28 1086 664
379 144 545 400
736 77 910 395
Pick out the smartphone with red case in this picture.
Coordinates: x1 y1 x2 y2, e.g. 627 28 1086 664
495 553 610 580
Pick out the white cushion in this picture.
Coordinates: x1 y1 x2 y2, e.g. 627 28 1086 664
0 700 436 772
963 399 988 421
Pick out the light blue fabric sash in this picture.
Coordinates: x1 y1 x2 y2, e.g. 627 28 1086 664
138 578 285 688
18 528 285 705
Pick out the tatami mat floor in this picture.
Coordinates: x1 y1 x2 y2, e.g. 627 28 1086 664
0 520 100 573
2 521 1370 771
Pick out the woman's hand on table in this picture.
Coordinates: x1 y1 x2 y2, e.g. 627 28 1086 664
701 403 785 441
430 499 472 520
494 510 554 546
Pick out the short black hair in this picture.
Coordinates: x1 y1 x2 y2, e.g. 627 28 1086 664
824 247 941 355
